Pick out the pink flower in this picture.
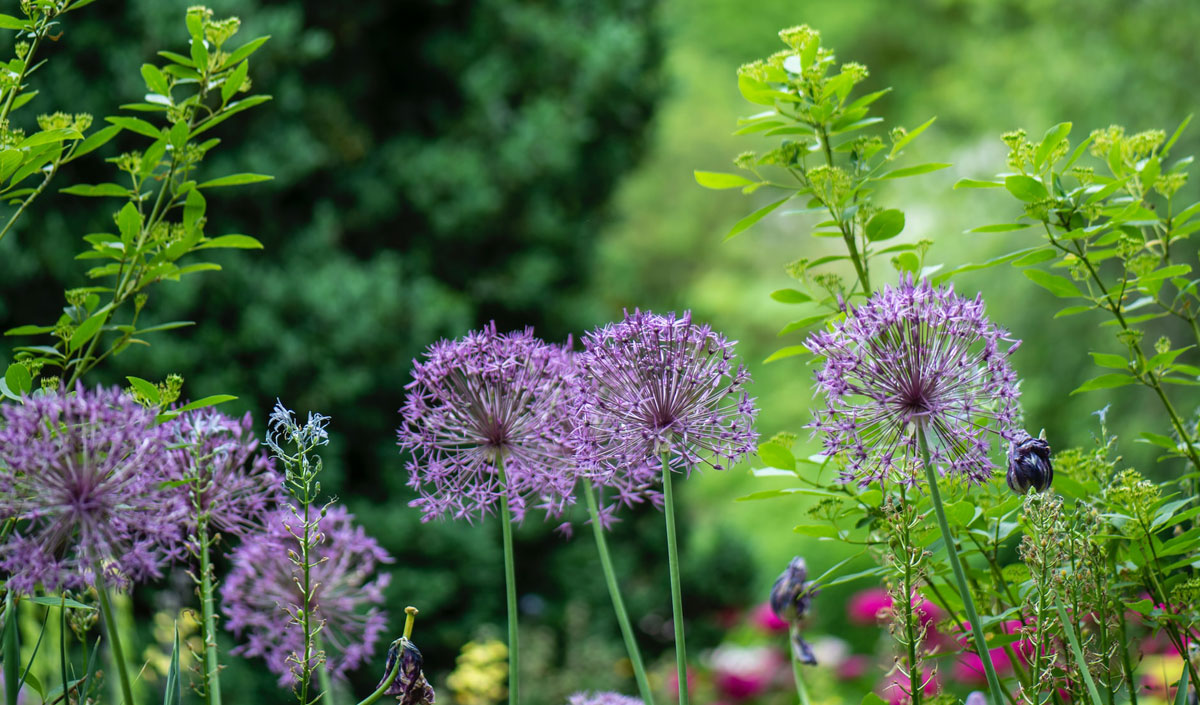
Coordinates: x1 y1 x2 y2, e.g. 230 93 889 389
953 620 1030 684
879 668 940 705
838 655 870 680
710 645 783 702
752 603 789 633
848 588 893 625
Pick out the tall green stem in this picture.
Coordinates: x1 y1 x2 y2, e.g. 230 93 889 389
197 520 223 705
661 452 689 705
916 429 1005 705
94 564 136 705
497 458 519 705
584 481 655 705
789 625 812 705
317 633 336 705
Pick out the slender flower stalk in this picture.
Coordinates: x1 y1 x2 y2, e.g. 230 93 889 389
661 452 688 705
918 429 1006 705
497 458 520 705
583 481 654 705
94 562 135 705
363 607 435 705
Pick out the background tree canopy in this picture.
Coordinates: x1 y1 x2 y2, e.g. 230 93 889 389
3 0 1200 702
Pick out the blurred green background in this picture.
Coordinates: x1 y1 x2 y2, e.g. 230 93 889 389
2 0 1199 703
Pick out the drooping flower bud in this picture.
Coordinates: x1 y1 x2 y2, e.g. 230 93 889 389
378 637 436 705
769 557 818 665
966 691 988 705
1006 430 1053 494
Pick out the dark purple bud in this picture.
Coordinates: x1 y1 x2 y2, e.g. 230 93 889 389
1006 430 1052 494
769 557 813 623
378 637 436 705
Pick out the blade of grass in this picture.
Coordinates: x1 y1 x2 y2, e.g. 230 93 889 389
1056 601 1104 705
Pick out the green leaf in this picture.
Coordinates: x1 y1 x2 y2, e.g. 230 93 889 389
1138 264 1192 283
175 395 236 413
1035 122 1072 167
694 170 756 190
764 345 807 363
1089 352 1129 370
126 376 160 405
861 694 888 705
0 15 24 30
222 35 271 69
4 324 53 336
1004 174 1048 202
1056 602 1106 705
793 523 840 538
757 443 795 471
879 163 951 179
967 223 1030 234
769 289 811 304
221 60 250 104
725 197 788 240
17 128 82 149
1012 249 1055 267
140 63 170 96
60 182 129 198
197 173 273 189
865 209 905 242
1071 373 1136 395
4 364 30 396
117 201 142 246
26 596 95 611
69 125 122 161
1055 305 1093 319
953 178 1004 189
195 234 264 250
105 116 163 140
68 310 108 353
163 622 182 705
1024 269 1081 298
1173 659 1190 705
890 116 935 155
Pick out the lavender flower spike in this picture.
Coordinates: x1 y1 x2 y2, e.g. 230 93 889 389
0 385 185 593
220 505 393 684
574 309 758 482
398 323 579 523
806 276 1021 487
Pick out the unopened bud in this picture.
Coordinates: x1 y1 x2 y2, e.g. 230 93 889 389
1006 430 1053 494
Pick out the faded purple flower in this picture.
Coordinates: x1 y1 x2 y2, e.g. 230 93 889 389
398 323 579 523
567 692 644 705
1006 430 1052 495
0 385 185 593
573 310 757 518
378 637 436 705
806 277 1021 487
221 504 393 684
167 409 283 539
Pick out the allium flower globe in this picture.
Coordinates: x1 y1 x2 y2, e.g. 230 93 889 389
806 277 1021 487
398 323 579 522
0 385 184 593
574 309 758 489
221 505 393 684
167 409 283 538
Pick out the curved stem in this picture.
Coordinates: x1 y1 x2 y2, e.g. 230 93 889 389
661 452 689 705
94 564 136 705
789 626 812 705
584 481 655 705
198 521 223 705
497 458 519 705
916 429 1005 705
354 655 400 705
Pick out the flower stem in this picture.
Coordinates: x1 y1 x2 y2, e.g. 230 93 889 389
197 519 223 705
789 625 812 705
584 480 655 705
356 608 418 705
497 458 519 705
317 633 336 705
661 452 689 705
93 564 136 705
916 429 1005 705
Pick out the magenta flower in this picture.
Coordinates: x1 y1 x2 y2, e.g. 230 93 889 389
847 588 894 625
952 620 1030 684
167 409 283 540
0 385 184 593
806 276 1021 487
398 323 579 522
221 505 393 684
574 310 758 502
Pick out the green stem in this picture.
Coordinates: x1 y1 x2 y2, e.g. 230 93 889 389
584 481 655 705
497 458 519 705
661 452 689 705
353 653 400 705
317 633 336 705
198 520 223 705
94 564 135 705
789 626 812 705
916 429 1005 705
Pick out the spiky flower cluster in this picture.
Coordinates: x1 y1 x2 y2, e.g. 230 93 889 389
167 409 282 539
0 385 185 593
574 310 758 482
220 505 393 684
806 277 1021 487
398 323 579 522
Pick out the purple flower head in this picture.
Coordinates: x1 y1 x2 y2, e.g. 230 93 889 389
0 385 185 593
167 409 283 540
398 323 579 523
567 693 644 705
574 310 758 494
805 276 1021 487
221 504 393 684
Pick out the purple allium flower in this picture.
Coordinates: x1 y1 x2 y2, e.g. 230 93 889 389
398 323 579 523
220 504 393 684
805 277 1021 487
0 385 185 593
573 310 757 508
167 410 283 539
567 692 644 705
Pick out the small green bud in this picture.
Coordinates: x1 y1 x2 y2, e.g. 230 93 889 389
734 151 757 170
1154 336 1171 355
778 25 819 53
1154 172 1187 197
769 431 798 449
65 287 88 307
40 375 59 391
1088 125 1125 158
